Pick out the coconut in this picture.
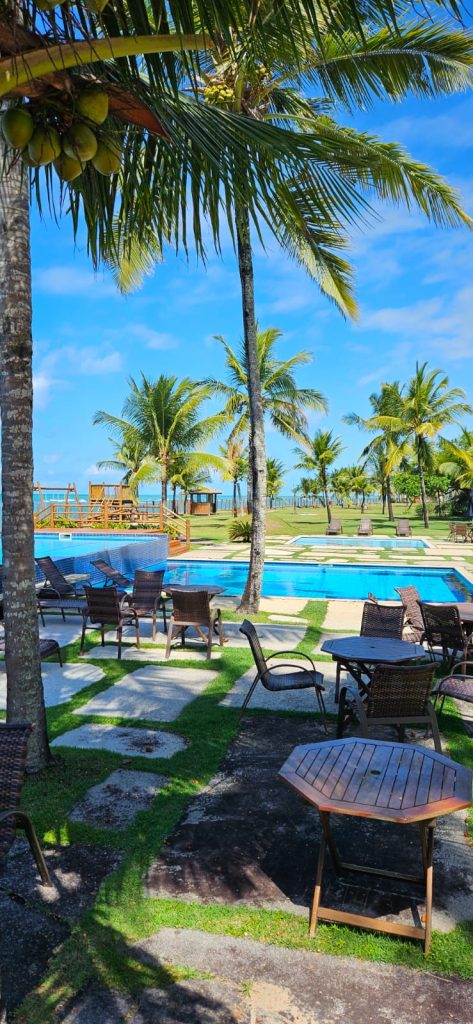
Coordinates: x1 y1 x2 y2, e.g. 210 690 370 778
85 0 110 12
53 152 83 182
91 137 121 175
35 0 61 9
63 123 98 162
28 126 61 166
77 86 109 125
21 150 39 168
2 107 34 149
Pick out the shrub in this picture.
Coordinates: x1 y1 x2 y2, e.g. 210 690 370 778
228 516 252 542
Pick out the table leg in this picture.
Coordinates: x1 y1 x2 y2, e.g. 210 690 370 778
309 823 327 938
320 810 342 874
422 822 435 955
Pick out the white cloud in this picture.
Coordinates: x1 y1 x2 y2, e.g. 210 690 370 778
33 371 62 412
43 452 63 466
127 324 177 350
78 350 123 374
35 266 117 298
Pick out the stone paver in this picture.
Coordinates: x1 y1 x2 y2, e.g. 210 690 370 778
85 645 222 662
268 614 307 624
220 660 338 715
69 769 167 830
323 599 364 631
52 723 186 759
259 597 308 614
73 666 216 722
0 661 104 710
38 615 84 647
106 621 307 650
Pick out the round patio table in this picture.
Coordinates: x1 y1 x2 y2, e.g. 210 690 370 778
278 737 472 953
321 635 427 697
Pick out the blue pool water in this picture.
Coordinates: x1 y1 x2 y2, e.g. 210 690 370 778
291 536 427 549
162 559 473 602
26 533 160 560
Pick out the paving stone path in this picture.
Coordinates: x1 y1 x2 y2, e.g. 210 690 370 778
74 666 216 722
0 662 104 710
69 769 168 830
52 723 186 758
105 621 308 650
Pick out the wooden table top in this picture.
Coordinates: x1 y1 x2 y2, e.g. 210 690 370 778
321 635 426 664
279 738 472 824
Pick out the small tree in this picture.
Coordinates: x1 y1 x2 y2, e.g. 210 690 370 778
266 458 285 509
294 431 345 523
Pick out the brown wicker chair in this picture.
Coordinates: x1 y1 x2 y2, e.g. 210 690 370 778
36 556 87 624
165 588 224 659
325 518 342 536
90 559 131 589
239 619 327 728
0 626 62 666
395 518 412 537
0 723 51 884
125 569 170 640
80 585 139 659
433 661 473 713
333 599 406 704
395 585 425 644
358 517 373 536
337 662 441 751
448 522 470 542
419 602 471 669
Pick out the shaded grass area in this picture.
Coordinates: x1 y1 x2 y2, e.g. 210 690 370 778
14 602 473 1022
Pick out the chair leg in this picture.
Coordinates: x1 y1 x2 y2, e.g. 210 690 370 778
57 645 63 667
38 605 45 628
161 600 167 632
335 662 341 704
241 673 261 711
165 616 174 659
206 622 213 659
135 619 140 649
101 625 105 647
428 705 443 754
15 811 51 886
337 687 348 738
314 687 328 735
152 612 156 642
216 611 225 647
79 618 87 655
117 627 122 660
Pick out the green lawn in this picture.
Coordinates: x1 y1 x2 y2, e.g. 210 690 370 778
189 503 455 545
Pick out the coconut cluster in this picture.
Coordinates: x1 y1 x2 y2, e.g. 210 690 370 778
1 87 122 182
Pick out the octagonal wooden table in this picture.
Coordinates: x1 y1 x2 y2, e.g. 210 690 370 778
279 737 472 953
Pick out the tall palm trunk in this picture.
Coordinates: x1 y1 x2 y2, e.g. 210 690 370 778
236 203 266 613
0 143 50 771
232 476 238 517
417 441 429 528
322 469 331 524
386 474 394 521
381 482 386 515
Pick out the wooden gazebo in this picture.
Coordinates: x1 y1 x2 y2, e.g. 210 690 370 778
185 488 221 515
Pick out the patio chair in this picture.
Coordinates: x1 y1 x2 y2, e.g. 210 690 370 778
165 588 224 659
239 619 327 729
357 517 373 536
325 518 342 536
0 723 51 884
79 585 139 659
125 568 170 639
448 523 470 543
395 585 425 644
337 662 441 752
419 602 472 670
334 599 405 704
90 559 131 589
433 661 473 714
395 518 412 537
0 627 62 666
36 556 87 623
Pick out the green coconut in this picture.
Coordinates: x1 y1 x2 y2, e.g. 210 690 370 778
91 137 121 175
21 150 39 168
53 152 84 182
35 0 61 9
77 86 109 125
63 123 98 162
85 0 110 12
2 107 34 150
28 126 61 166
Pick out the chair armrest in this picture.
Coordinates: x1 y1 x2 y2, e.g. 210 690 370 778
268 650 317 671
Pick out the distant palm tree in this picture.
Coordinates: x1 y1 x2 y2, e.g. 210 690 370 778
294 430 345 523
371 364 472 527
97 432 160 503
345 466 374 511
219 436 248 517
169 460 211 514
266 458 285 509
438 430 473 488
94 374 226 506
345 383 405 522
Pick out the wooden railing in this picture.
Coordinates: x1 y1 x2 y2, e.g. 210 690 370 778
33 499 191 550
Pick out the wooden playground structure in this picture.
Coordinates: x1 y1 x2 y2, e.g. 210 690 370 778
33 481 191 553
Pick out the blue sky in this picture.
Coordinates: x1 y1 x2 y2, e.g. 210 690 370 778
31 88 473 495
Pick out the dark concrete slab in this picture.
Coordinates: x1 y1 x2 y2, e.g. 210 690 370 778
135 980 251 1024
144 717 473 932
0 841 121 1016
60 984 136 1023
69 769 167 830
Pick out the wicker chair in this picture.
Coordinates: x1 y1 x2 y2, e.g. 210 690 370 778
448 522 470 543
419 602 471 669
165 588 224 659
395 585 425 644
433 661 473 713
125 569 170 639
239 619 327 729
395 518 412 537
337 662 441 751
36 556 87 624
325 518 342 536
358 517 373 536
0 723 51 884
90 559 131 589
333 599 406 704
0 625 62 666
80 585 139 659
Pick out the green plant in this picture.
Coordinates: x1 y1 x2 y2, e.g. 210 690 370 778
228 517 252 542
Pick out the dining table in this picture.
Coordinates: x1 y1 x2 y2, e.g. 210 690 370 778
279 737 472 953
321 635 427 699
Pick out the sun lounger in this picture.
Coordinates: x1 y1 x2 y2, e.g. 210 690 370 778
395 519 412 537
325 518 342 536
357 517 372 536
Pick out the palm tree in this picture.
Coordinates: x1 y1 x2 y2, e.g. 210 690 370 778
169 461 211 514
219 436 248 517
345 467 374 511
266 458 285 509
96 431 160 503
345 383 406 522
374 364 472 528
438 430 473 488
294 431 345 523
94 375 226 507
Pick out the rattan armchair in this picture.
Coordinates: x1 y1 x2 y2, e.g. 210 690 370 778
239 619 327 729
337 662 441 751
419 602 471 669
125 568 170 639
0 723 51 884
165 588 224 659
395 585 425 644
90 559 131 589
334 600 405 703
80 585 139 659
433 661 473 713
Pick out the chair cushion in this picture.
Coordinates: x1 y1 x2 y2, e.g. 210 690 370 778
435 677 473 703
39 639 59 658
264 668 324 692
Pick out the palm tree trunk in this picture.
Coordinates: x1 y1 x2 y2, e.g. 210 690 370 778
236 203 266 613
322 470 331 524
381 482 386 515
386 475 394 521
246 449 253 515
417 443 429 528
0 141 50 772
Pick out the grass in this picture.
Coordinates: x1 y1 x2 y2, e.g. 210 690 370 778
12 602 473 1022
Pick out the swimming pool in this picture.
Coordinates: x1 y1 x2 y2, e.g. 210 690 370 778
290 536 427 550
162 559 473 602
25 533 160 561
